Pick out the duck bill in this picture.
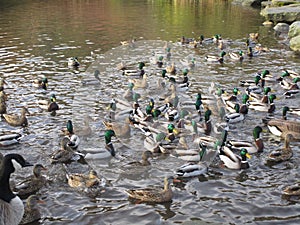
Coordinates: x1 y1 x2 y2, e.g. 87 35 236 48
173 129 179 135
246 153 251 159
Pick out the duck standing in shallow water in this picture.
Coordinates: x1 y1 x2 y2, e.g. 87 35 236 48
0 154 32 225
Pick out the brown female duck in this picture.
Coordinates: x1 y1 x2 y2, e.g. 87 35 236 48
125 176 179 203
3 107 30 127
266 133 293 165
20 195 44 224
13 164 47 198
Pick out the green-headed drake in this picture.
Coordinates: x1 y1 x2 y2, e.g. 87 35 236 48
226 126 264 154
224 103 245 124
248 94 277 113
84 129 117 159
38 94 59 115
33 76 48 90
219 147 251 170
205 51 226 63
228 50 244 61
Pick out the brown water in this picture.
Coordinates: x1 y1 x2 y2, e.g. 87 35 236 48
1 0 300 224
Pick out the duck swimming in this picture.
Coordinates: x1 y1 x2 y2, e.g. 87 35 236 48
0 154 32 225
266 133 293 165
125 176 179 203
19 195 44 225
3 106 30 127
13 164 47 198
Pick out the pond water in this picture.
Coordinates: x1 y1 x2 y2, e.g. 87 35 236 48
1 0 300 225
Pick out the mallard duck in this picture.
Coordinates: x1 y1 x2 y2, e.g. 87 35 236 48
228 51 244 61
226 126 264 154
249 87 272 103
37 94 59 115
280 77 299 90
222 87 240 104
13 164 47 199
125 176 178 203
219 147 251 170
266 133 293 165
282 183 300 196
247 46 260 57
50 137 82 164
239 74 262 87
0 154 32 225
266 119 300 140
262 106 291 124
166 62 176 75
81 70 101 85
68 57 80 67
122 62 145 77
245 75 264 94
129 73 148 89
123 82 135 101
62 120 80 149
125 150 153 166
33 76 48 90
102 117 131 138
224 103 245 124
249 32 259 41
205 51 226 63
175 138 219 163
0 133 22 147
3 106 30 127
64 165 103 188
19 195 44 225
248 94 277 113
175 162 208 178
84 129 117 159
239 94 250 115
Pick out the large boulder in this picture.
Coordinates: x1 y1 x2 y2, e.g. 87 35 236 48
289 35 300 52
260 4 300 23
232 0 263 7
288 21 300 37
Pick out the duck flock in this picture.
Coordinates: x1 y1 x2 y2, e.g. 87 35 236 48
1 34 300 224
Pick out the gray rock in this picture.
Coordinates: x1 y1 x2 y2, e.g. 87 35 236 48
274 22 290 33
260 4 300 23
232 0 263 7
288 21 300 37
289 34 300 51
